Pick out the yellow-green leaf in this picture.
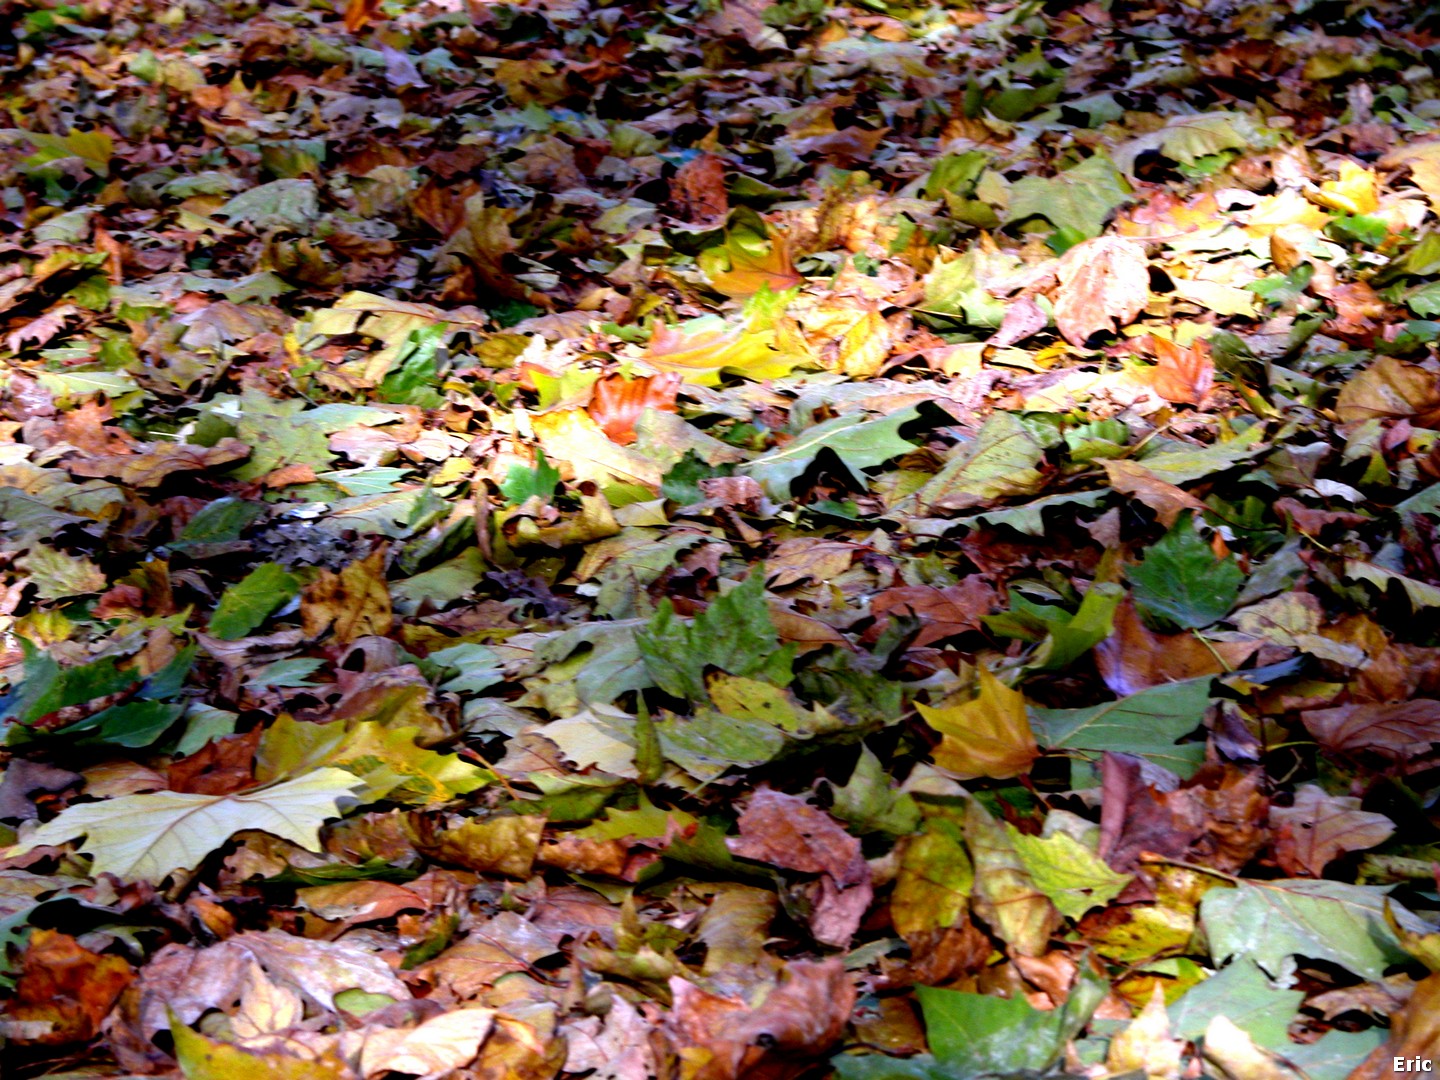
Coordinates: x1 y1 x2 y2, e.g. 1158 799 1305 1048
917 666 1038 780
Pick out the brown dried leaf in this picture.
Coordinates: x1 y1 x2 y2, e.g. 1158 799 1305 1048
0 760 82 820
1351 972 1440 1079
418 912 559 999
1303 699 1440 760
664 960 856 1080
1 929 133 1045
1101 459 1207 529
167 728 262 796
1335 356 1440 428
1095 597 1260 695
869 578 997 648
987 295 1049 348
1052 237 1149 346
1101 757 1269 875
68 438 251 488
766 538 858 588
1271 784 1395 877
670 154 729 225
727 788 871 949
301 548 393 645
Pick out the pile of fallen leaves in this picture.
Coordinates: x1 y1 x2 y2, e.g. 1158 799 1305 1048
6 0 1440 1075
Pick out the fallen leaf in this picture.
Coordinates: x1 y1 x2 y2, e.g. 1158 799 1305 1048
1147 335 1215 405
965 796 1058 957
358 1007 494 1078
68 439 251 487
171 1018 348 1080
1271 784 1395 877
1095 597 1259 695
869 578 997 647
301 549 394 646
1302 699 1440 761
664 960 855 1080
917 665 1039 780
727 788 872 949
1106 985 1184 1079
645 316 802 385
587 372 683 445
3 768 363 883
1052 236 1150 346
1350 972 1440 1078
1 929 133 1045
671 154 729 225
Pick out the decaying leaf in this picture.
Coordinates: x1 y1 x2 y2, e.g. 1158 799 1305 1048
727 788 872 948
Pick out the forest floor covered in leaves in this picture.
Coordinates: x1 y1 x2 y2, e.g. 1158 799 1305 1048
6 0 1440 1076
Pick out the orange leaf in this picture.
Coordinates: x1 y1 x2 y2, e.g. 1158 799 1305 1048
1051 237 1149 346
343 0 383 34
704 232 803 299
1148 335 1214 405
670 154 729 225
4 929 134 1045
586 372 682 445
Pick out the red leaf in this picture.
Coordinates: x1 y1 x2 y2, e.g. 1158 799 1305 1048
586 372 682 445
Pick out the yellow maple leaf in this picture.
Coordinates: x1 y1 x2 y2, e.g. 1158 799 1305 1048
917 665 1039 780
1312 159 1380 215
644 316 807 385
1242 189 1329 238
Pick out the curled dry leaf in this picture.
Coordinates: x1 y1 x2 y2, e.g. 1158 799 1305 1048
1351 973 1440 1079
106 931 408 1069
67 438 252 488
1335 355 1440 427
1100 758 1269 875
987 294 1049 348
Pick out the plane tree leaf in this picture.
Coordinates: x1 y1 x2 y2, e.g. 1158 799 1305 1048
1129 512 1244 630
635 570 793 703
1199 879 1414 981
3 769 363 884
209 563 301 640
1006 154 1133 239
740 408 918 501
1030 677 1214 778
916 666 1038 780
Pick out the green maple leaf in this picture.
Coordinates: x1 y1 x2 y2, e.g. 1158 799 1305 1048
1006 154 1132 239
1128 511 1243 630
636 570 794 703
